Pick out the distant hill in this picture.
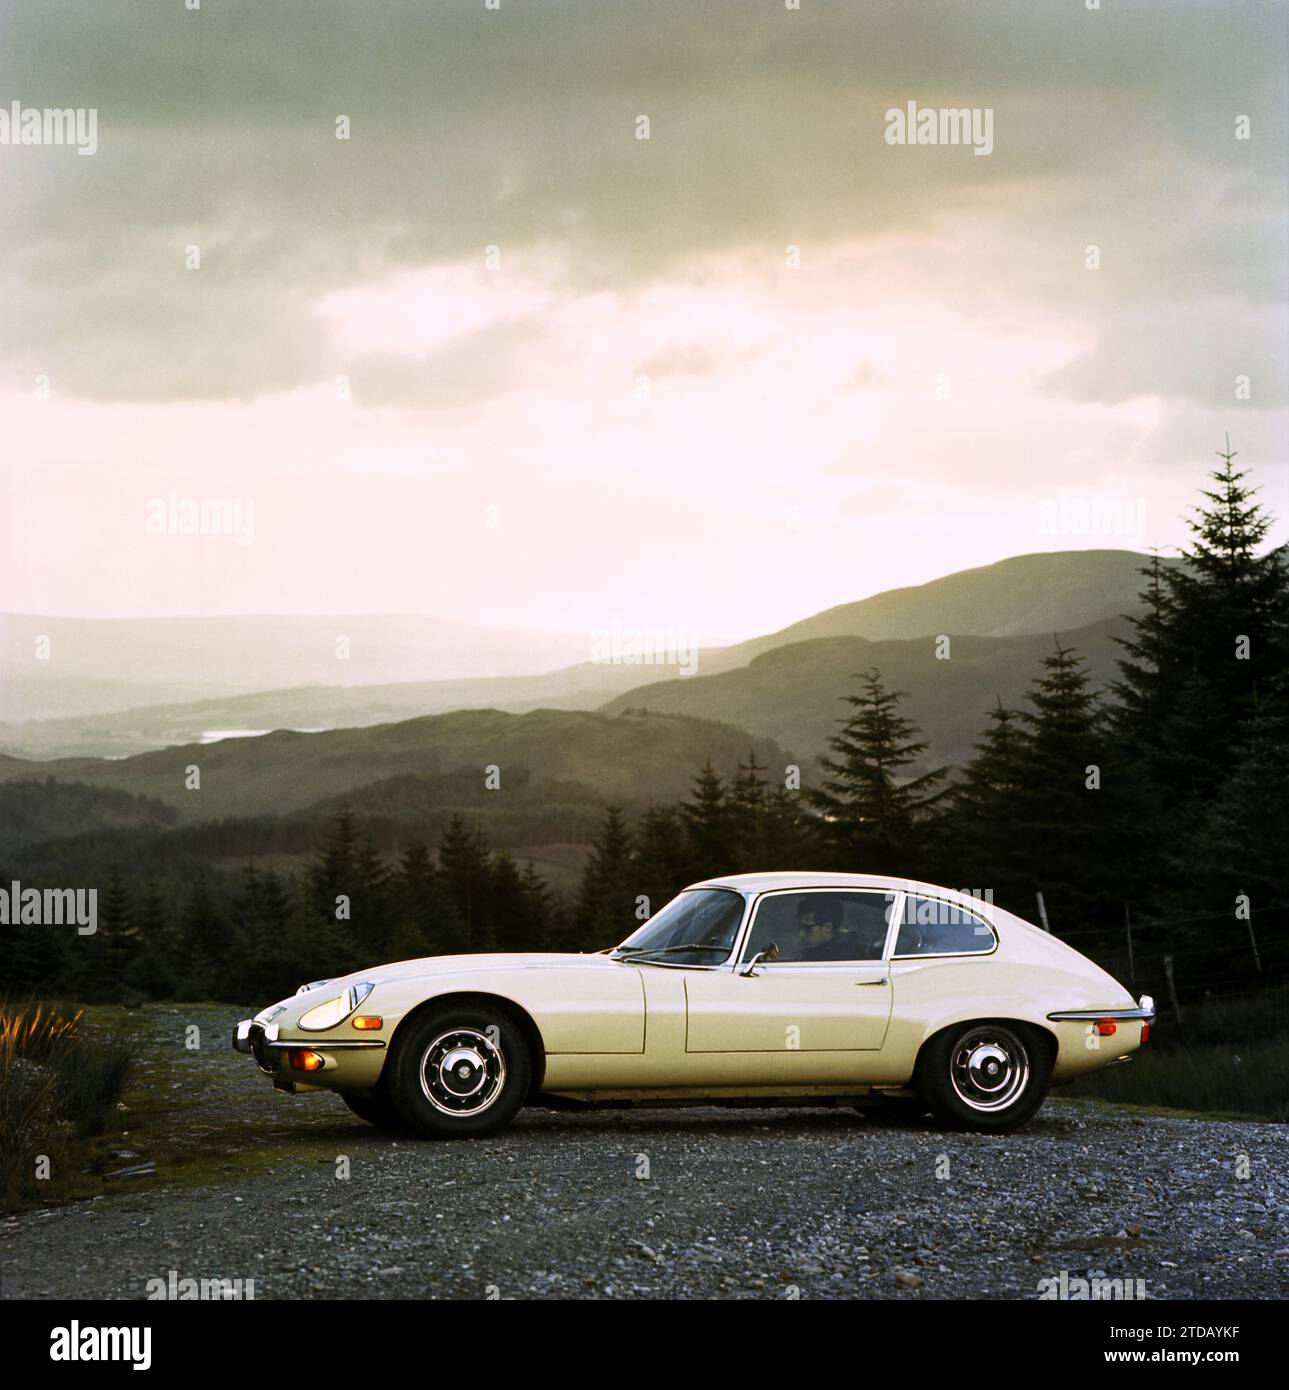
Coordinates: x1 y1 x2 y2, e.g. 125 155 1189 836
1 550 1169 759
604 618 1128 770
696 550 1177 676
0 668 254 724
0 708 791 820
0 612 594 722
0 663 653 761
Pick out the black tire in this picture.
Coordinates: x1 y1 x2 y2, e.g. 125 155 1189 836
386 1002 531 1139
341 1088 410 1132
916 1020 1051 1133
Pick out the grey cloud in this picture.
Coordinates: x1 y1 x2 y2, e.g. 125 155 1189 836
1041 302 1288 409
1 0 1285 401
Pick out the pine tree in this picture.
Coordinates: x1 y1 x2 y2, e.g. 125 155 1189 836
729 750 768 870
437 815 494 949
129 880 175 999
1012 641 1124 926
576 806 637 947
226 863 266 1000
518 859 558 950
98 869 137 991
492 850 536 961
1110 549 1181 762
631 803 688 917
247 867 302 1000
258 868 293 936
179 872 228 1000
1143 441 1288 800
314 806 364 945
946 699 1028 894
349 837 392 967
279 872 329 996
393 840 461 957
679 761 733 880
808 667 944 874
0 862 65 994
1168 703 1289 945
1108 445 1289 917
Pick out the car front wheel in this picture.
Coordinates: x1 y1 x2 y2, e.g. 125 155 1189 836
917 1021 1051 1132
387 1003 531 1139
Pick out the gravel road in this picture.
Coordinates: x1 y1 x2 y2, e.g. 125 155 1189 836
2 1006 1286 1300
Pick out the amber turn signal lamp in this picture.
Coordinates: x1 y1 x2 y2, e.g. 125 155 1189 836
289 1049 325 1072
352 1016 383 1030
1094 1020 1117 1036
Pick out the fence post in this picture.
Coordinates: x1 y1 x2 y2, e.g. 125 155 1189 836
1246 908 1263 974
1035 891 1050 933
1124 903 1136 993
1164 954 1182 1022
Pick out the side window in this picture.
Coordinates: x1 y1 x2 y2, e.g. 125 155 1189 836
742 891 898 963
894 896 995 956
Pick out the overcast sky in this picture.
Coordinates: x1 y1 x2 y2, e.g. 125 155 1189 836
2 0 1286 643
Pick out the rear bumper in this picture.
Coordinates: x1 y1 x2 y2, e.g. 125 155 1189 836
1047 993 1156 1024
1045 995 1154 1081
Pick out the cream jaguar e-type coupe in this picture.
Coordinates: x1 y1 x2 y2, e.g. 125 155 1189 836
233 873 1154 1137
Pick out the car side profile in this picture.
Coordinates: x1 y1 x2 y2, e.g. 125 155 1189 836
233 872 1155 1137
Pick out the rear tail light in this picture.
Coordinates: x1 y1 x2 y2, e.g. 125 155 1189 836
1095 1019 1117 1036
1140 1022 1150 1044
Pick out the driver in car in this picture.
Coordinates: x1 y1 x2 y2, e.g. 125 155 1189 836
796 896 856 961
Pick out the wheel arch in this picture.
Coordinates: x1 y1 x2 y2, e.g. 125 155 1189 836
913 1014 1058 1079
389 990 548 1099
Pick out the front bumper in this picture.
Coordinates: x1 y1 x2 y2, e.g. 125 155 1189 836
233 1018 387 1090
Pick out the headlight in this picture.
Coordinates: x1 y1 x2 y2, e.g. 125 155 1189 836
298 982 374 1031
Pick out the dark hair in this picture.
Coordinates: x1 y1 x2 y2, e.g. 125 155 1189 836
798 895 843 928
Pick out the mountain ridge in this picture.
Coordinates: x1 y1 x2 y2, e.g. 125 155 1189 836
1 549 1168 759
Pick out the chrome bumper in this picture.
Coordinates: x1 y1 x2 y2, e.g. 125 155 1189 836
1048 993 1156 1023
233 1018 284 1074
233 1018 385 1060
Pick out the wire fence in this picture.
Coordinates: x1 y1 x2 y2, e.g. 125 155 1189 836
1037 899 1288 1033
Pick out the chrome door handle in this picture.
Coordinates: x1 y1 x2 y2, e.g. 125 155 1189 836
854 977 888 986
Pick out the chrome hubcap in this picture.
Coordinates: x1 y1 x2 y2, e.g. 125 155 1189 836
949 1026 1029 1112
420 1028 506 1117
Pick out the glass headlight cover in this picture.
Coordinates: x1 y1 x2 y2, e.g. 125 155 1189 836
298 982 374 1031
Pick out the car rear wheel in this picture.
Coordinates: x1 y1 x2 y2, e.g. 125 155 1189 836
387 1002 531 1139
341 1088 410 1132
917 1021 1050 1132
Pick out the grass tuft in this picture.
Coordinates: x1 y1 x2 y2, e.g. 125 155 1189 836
0 999 137 1210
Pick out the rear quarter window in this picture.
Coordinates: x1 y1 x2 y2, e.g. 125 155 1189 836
894 895 996 956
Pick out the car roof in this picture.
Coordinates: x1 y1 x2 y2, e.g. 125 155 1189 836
687 871 995 906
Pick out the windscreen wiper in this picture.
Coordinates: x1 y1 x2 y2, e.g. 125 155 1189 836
612 943 731 958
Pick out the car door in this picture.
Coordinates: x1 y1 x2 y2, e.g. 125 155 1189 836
684 888 899 1053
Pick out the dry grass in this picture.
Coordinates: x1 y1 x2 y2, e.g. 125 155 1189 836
0 999 136 1210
